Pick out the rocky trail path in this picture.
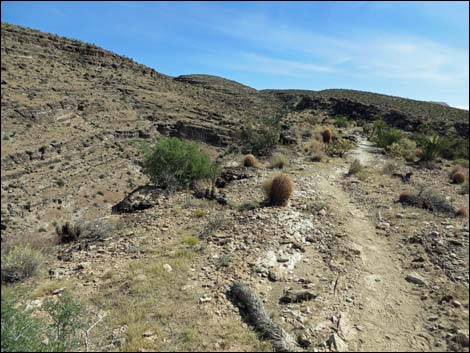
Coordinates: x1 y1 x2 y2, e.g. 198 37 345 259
275 134 431 351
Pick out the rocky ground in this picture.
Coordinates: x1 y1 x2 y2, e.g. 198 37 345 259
5 127 468 352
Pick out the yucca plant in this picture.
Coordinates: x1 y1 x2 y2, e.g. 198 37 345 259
418 135 449 162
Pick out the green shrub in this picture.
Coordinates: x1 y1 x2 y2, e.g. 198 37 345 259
386 138 416 161
334 116 349 128
141 137 213 189
43 293 83 351
1 294 46 352
1 246 43 283
239 116 281 155
442 136 469 161
269 153 289 169
373 121 402 149
1 292 83 352
417 135 449 162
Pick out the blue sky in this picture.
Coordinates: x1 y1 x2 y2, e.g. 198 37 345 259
2 1 469 108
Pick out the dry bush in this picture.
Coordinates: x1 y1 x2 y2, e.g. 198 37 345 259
55 219 118 244
382 160 402 175
55 222 82 243
398 188 455 214
1 246 43 283
263 173 294 206
326 138 353 157
243 154 258 167
348 159 364 176
303 139 327 162
269 153 289 169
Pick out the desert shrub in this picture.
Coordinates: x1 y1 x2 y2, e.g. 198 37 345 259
334 116 349 128
243 154 258 167
326 138 353 157
373 121 402 149
456 207 468 218
1 246 43 283
348 159 364 176
239 116 281 155
398 188 455 214
442 136 469 161
263 173 293 206
1 294 46 351
382 160 402 175
417 135 449 162
197 215 225 240
303 139 327 162
43 292 83 352
269 153 289 169
55 221 83 243
55 219 118 244
386 138 416 161
141 137 213 189
321 128 333 143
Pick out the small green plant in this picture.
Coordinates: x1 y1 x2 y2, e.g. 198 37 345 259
263 173 294 207
182 235 200 247
56 178 65 187
141 137 213 190
269 153 289 169
1 246 43 283
417 135 449 162
43 293 83 352
386 138 416 161
373 121 402 149
334 116 349 128
347 159 364 176
1 294 46 351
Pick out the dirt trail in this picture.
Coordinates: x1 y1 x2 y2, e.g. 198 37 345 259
313 137 430 351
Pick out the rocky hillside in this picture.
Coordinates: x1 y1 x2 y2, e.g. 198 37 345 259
1 22 469 352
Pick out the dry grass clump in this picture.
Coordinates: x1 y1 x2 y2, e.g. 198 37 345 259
347 159 364 176
450 166 467 184
303 139 327 162
382 160 402 175
1 246 43 283
263 173 294 207
269 153 289 169
243 154 258 167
